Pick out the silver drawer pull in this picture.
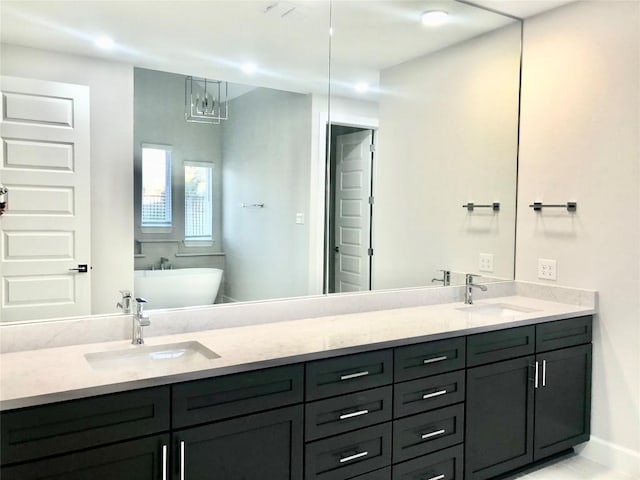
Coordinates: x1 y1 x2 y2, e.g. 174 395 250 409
421 428 446 440
339 451 369 463
422 389 447 400
340 371 369 381
339 409 369 420
425 475 445 480
423 355 448 364
162 444 168 480
180 441 185 480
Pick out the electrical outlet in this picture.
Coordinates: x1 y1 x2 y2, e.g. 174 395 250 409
479 253 494 272
295 213 304 225
538 258 557 280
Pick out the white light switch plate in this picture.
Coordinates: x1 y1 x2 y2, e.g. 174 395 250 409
479 253 494 272
538 258 557 280
295 213 304 225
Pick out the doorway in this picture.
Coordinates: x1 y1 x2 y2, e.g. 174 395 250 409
325 124 375 294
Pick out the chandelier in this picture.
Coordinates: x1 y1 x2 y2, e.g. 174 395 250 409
184 76 229 124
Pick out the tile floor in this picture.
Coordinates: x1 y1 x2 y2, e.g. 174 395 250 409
502 454 638 480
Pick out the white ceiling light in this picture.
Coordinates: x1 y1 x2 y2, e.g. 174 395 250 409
421 10 449 27
354 82 369 93
94 35 115 50
241 62 258 75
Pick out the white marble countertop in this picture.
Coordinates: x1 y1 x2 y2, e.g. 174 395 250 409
0 295 595 411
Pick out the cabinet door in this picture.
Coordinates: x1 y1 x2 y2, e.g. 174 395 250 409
1 434 169 480
534 344 592 460
174 405 303 480
465 356 534 480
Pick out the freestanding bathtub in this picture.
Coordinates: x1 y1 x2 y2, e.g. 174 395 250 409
134 268 223 310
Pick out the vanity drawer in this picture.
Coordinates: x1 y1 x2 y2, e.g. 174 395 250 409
306 386 393 441
306 350 393 401
172 364 304 428
350 467 390 480
0 386 170 466
392 444 464 480
536 316 592 352
392 403 464 463
467 326 535 366
305 423 392 480
394 337 465 382
394 370 465 418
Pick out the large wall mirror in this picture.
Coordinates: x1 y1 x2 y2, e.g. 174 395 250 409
0 0 521 322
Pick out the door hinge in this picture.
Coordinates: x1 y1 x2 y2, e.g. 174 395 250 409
368 196 374 205
368 248 374 256
369 144 375 153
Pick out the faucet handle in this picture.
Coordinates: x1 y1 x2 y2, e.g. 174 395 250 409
134 298 150 326
119 290 132 297
135 297 147 313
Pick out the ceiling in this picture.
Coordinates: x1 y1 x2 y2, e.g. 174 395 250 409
0 1 572 98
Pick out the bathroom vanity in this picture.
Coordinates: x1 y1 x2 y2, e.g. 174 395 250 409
0 296 593 480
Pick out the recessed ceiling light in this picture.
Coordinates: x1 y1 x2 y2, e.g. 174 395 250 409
421 10 449 27
241 62 258 75
94 35 115 50
355 82 369 93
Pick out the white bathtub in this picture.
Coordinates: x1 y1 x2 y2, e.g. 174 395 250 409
134 268 223 310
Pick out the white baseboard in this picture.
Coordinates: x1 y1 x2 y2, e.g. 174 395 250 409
576 436 640 478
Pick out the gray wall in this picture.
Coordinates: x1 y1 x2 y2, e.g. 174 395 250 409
222 88 313 302
133 68 224 267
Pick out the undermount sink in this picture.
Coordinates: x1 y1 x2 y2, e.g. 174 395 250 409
85 341 220 370
456 303 539 317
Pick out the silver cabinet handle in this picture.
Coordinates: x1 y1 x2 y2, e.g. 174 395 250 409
423 355 448 365
339 451 369 463
340 371 369 381
426 475 445 480
162 444 168 480
339 409 369 420
542 359 547 387
421 428 446 440
180 440 185 480
422 389 447 400
534 361 539 389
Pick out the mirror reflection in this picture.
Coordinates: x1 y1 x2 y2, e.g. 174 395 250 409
327 0 521 293
0 0 521 321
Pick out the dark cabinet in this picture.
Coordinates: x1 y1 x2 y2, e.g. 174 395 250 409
0 386 170 466
1 434 169 480
0 315 592 480
534 344 592 460
466 318 593 480
174 405 304 480
465 356 535 480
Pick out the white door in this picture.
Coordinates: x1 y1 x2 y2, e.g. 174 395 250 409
0 76 91 322
334 129 373 292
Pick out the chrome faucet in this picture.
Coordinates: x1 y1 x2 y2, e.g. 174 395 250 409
465 274 487 304
432 269 451 286
132 297 151 345
117 290 133 314
160 256 170 270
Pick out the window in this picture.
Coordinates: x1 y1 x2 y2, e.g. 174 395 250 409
141 145 172 227
185 162 213 242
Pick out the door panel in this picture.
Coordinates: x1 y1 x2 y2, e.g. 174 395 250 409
175 405 303 480
334 129 372 292
0 76 90 321
534 344 592 460
465 355 535 480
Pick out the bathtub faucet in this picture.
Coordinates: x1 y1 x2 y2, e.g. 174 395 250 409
132 297 151 345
